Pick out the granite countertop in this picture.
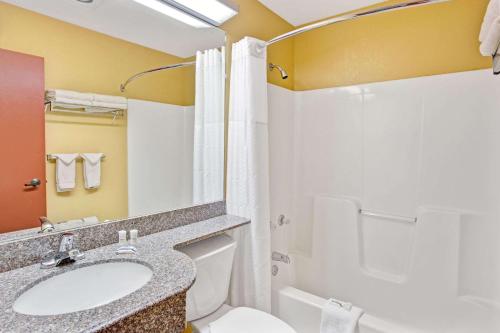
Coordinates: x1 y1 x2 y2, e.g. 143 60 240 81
0 215 249 333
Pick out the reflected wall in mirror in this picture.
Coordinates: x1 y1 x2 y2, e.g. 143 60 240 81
0 0 229 241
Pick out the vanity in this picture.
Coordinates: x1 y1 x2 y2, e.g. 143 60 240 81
0 204 249 333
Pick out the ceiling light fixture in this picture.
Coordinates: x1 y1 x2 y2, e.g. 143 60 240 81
132 0 211 28
167 0 238 26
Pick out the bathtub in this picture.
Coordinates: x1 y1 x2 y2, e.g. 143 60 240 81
268 73 500 333
275 287 424 333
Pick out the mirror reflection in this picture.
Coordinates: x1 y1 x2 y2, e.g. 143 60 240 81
0 0 226 240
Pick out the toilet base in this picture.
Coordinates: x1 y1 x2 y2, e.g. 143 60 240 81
190 304 234 333
190 305 296 333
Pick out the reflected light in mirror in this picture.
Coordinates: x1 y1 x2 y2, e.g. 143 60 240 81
132 0 211 28
172 0 238 25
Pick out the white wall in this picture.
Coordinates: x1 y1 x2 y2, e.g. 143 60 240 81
127 99 194 217
268 70 500 332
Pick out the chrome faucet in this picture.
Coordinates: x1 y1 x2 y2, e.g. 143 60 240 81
40 232 85 269
272 251 291 264
39 216 55 233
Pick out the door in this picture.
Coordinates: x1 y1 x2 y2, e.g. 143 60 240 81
0 48 46 233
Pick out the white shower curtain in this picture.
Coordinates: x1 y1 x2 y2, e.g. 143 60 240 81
227 37 271 313
193 47 225 204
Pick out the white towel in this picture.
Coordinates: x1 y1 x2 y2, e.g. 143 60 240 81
91 94 127 111
82 216 99 225
91 100 128 109
93 93 127 104
320 299 364 333
51 98 93 107
80 153 104 189
46 89 94 108
46 89 93 102
481 16 500 56
46 90 127 110
52 153 79 192
480 0 500 42
57 219 84 231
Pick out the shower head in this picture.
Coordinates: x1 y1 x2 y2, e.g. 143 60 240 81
269 63 288 80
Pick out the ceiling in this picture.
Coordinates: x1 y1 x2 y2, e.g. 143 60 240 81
257 0 383 26
1 0 226 58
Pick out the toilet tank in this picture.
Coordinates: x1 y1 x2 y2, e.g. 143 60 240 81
178 234 237 321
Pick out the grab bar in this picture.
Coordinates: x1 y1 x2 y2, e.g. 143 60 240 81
359 209 417 223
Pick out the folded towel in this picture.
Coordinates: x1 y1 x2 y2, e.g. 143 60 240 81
51 153 79 192
82 216 99 225
494 54 500 74
57 219 84 231
481 16 500 56
50 98 94 107
46 89 93 102
80 153 104 189
91 100 128 109
46 90 127 111
93 93 127 104
320 299 363 333
480 0 500 42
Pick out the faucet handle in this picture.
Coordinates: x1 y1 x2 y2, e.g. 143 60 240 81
58 232 76 252
69 248 85 261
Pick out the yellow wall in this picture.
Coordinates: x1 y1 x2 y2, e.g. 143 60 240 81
219 0 491 92
0 2 194 105
0 1 195 222
293 0 491 91
44 115 128 222
222 0 295 90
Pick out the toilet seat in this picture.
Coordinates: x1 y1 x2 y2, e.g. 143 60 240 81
208 307 296 333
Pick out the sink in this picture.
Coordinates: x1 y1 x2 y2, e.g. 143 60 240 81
13 262 153 316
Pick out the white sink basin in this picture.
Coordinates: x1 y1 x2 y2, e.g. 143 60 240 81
13 262 153 316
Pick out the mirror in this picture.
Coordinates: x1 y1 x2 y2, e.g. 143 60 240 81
0 0 227 241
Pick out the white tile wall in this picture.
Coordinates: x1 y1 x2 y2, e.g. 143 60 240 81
268 70 500 332
127 99 194 217
269 70 500 254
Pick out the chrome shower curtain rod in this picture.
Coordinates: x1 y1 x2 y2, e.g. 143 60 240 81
265 0 450 46
120 0 448 92
120 61 195 92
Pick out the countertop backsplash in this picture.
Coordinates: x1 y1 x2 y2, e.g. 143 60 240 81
0 201 226 273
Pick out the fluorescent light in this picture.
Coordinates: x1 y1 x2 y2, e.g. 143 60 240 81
132 0 211 28
172 0 238 25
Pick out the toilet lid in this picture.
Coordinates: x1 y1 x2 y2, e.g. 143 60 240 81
209 307 296 333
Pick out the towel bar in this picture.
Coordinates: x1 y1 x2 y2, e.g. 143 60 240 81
46 154 106 161
44 101 125 119
328 299 353 311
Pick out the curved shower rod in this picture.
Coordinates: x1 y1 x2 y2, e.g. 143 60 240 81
264 0 450 47
120 61 195 92
120 0 448 92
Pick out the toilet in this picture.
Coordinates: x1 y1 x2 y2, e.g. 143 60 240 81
179 234 296 333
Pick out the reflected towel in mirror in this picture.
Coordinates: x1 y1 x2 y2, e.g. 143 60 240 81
51 153 79 192
80 153 104 189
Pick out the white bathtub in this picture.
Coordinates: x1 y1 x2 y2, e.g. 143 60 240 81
276 287 425 333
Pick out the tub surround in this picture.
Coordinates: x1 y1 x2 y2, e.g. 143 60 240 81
0 201 225 272
0 214 249 333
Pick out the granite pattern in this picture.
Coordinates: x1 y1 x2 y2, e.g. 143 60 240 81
99 292 186 333
0 201 225 273
0 214 249 333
